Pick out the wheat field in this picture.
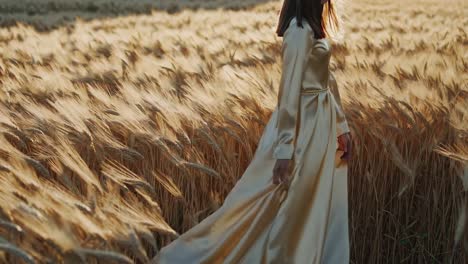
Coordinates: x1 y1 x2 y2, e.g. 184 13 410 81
0 0 467 263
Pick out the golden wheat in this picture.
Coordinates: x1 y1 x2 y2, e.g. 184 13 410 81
0 0 466 263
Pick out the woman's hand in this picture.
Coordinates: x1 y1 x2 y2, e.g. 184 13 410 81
337 132 352 161
272 159 292 185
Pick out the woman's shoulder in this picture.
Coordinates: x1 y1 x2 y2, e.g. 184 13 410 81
286 17 313 35
283 17 314 48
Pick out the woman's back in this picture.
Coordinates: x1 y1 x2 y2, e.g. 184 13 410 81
273 16 349 161
284 17 332 92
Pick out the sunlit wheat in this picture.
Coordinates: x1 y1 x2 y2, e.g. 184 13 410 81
0 0 466 263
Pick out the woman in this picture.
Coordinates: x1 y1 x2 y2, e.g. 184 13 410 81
152 0 352 263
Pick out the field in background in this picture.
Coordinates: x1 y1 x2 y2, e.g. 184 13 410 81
0 0 467 263
0 0 272 31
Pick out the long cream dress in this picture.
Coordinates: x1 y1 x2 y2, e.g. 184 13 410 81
152 17 351 264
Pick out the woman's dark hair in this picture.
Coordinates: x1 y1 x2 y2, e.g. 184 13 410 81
276 0 339 39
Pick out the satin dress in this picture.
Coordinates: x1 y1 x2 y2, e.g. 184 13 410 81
152 17 351 264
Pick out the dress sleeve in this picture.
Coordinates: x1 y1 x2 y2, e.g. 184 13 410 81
273 23 310 160
328 72 350 136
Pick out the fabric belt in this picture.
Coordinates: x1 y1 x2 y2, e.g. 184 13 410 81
300 87 329 95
